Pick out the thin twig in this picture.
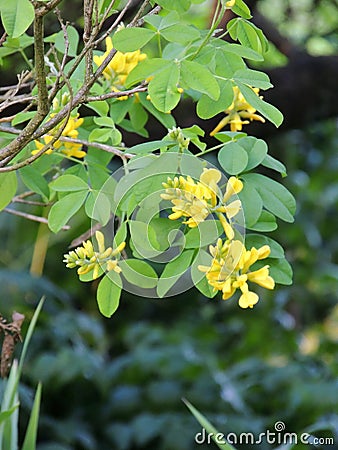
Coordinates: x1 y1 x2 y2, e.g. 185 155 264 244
0 32 7 47
94 0 134 46
0 82 33 93
3 207 70 230
85 83 147 101
12 196 52 206
69 222 103 248
59 136 134 158
83 0 94 83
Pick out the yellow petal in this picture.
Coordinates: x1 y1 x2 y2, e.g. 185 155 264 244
225 199 241 219
209 115 230 136
219 213 234 240
223 177 243 201
257 245 271 259
95 231 106 254
112 241 126 256
248 266 275 290
200 168 221 186
169 211 183 220
238 291 259 309
105 36 113 52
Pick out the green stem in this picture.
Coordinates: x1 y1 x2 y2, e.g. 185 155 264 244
157 31 162 57
19 49 34 70
195 142 226 157
190 0 226 59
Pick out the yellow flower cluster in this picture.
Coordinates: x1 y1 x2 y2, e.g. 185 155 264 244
32 96 85 158
210 86 265 135
32 114 85 158
93 36 146 98
198 239 275 308
161 168 243 240
161 168 275 308
63 231 125 280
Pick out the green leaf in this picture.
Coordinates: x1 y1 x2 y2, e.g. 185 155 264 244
86 100 109 116
93 116 115 128
155 0 191 12
212 131 246 143
129 220 159 259
242 173 296 223
144 10 180 30
185 221 223 249
231 0 252 19
237 82 283 127
233 68 272 90
89 128 114 143
183 399 236 450
126 58 169 88
0 33 34 59
261 154 287 177
218 142 248 175
85 191 111 225
114 221 127 247
20 166 49 200
221 42 264 61
148 218 182 251
245 234 285 258
129 101 148 131
239 137 268 171
48 191 87 232
97 275 122 317
215 48 246 78
238 182 263 227
254 258 293 285
119 259 158 289
21 383 42 450
161 24 200 44
113 28 155 52
0 172 17 211
148 64 180 113
269 258 293 285
129 140 168 155
180 60 220 100
138 93 176 128
157 250 194 298
197 79 233 119
236 19 263 53
79 267 104 282
0 0 34 38
12 111 35 125
55 26 79 57
50 174 88 192
248 210 277 231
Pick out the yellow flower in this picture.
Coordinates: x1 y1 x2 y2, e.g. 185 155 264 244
161 170 243 237
31 113 85 158
198 239 275 308
93 36 146 95
210 86 265 135
63 231 125 279
225 0 236 7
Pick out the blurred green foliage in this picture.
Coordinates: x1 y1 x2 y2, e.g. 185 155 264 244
1 0 337 448
0 117 337 449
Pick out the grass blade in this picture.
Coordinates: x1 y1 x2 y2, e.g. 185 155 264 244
183 398 236 450
21 383 42 450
